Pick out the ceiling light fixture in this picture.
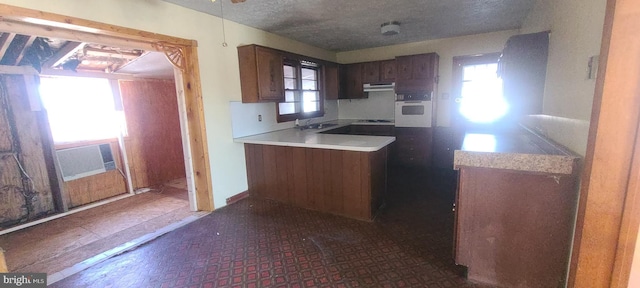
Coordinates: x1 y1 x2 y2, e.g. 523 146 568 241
381 21 401 36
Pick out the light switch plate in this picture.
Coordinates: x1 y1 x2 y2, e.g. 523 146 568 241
588 55 599 80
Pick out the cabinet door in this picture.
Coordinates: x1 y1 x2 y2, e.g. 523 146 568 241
323 63 340 100
255 47 284 101
412 54 433 80
391 127 433 167
379 59 396 83
345 63 365 99
395 53 437 94
362 61 380 84
396 56 413 81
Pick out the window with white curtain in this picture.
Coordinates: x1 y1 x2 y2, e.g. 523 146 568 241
39 76 126 144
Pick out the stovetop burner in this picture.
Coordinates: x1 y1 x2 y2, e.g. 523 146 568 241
361 119 392 123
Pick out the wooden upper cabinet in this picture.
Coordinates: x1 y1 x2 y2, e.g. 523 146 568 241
362 61 381 84
342 63 366 99
395 53 438 94
379 59 397 83
237 45 284 103
361 60 396 84
323 63 340 100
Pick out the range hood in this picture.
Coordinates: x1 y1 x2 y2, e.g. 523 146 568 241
363 83 395 92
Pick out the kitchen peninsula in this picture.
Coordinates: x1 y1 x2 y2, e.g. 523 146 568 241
453 126 581 287
234 120 395 221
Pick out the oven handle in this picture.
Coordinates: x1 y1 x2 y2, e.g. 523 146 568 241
400 101 424 104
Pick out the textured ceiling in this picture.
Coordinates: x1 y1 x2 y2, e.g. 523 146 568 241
162 0 535 52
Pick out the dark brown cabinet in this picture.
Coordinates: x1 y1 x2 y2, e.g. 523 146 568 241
238 45 284 103
454 166 578 287
500 31 549 119
323 63 340 100
361 61 380 84
379 59 397 83
361 60 396 84
395 53 438 94
432 127 460 169
340 63 366 99
391 127 432 167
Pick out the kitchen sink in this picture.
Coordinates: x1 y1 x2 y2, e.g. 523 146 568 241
300 123 338 130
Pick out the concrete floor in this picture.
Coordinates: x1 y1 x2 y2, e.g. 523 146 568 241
0 178 203 277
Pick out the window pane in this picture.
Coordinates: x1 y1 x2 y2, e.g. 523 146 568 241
301 79 317 90
284 91 296 102
284 78 296 90
301 68 317 80
302 91 319 112
39 76 124 143
459 63 507 123
279 102 296 114
283 65 296 78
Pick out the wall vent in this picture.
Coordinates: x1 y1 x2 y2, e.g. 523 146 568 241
56 143 116 182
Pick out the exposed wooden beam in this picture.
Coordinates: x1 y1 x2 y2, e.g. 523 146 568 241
43 41 84 68
83 47 141 59
0 64 37 74
14 35 36 65
0 34 29 65
0 20 157 52
0 4 194 47
0 33 16 60
40 68 168 81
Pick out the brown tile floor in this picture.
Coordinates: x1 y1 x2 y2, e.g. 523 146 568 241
0 179 198 275
52 168 494 288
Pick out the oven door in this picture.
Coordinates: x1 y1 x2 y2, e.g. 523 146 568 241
395 101 432 127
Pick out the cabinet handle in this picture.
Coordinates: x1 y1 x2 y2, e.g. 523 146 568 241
452 207 456 212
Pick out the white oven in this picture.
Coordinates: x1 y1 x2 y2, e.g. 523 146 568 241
394 94 433 127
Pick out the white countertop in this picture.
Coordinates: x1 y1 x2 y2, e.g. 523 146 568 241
233 119 396 152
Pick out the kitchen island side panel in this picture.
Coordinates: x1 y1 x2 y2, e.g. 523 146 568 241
455 166 578 287
244 144 387 221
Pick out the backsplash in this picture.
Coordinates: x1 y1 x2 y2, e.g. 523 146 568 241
338 91 395 120
230 100 338 138
520 114 590 156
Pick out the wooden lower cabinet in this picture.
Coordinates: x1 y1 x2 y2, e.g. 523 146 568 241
454 167 578 287
391 127 432 167
244 144 387 221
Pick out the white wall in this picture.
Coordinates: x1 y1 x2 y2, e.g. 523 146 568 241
338 91 395 120
336 30 519 127
230 100 338 138
0 0 335 208
519 0 607 155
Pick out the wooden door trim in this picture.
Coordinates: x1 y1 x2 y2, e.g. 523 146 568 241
0 4 214 211
568 0 640 286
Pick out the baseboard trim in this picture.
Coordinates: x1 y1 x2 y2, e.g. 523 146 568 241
226 191 249 205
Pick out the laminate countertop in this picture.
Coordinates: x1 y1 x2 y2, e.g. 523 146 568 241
233 120 396 152
453 127 581 175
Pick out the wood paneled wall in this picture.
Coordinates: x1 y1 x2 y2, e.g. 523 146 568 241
60 79 185 208
0 75 56 227
60 139 127 208
120 79 185 190
244 144 387 221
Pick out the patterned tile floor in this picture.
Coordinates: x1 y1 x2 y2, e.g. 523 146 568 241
52 168 493 287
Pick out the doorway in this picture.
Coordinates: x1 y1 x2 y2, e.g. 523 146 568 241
451 53 506 133
0 3 213 279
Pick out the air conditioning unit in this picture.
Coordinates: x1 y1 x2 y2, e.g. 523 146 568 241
56 143 116 182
